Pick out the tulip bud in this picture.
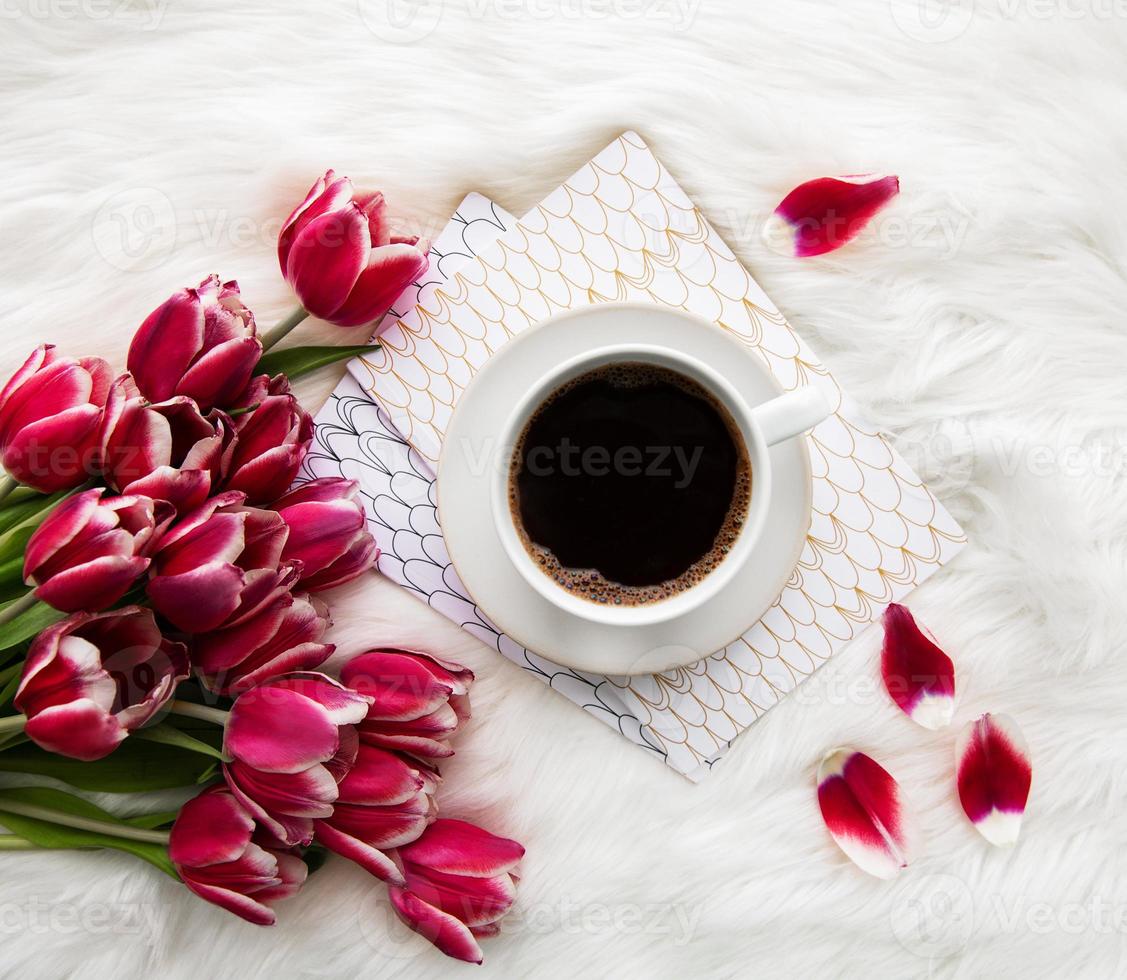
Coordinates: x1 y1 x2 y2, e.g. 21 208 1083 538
313 743 438 885
146 491 297 633
0 346 113 492
170 785 307 926
278 171 430 328
193 592 335 696
98 378 229 513
342 649 472 760
223 394 313 505
273 478 378 591
222 672 373 846
127 276 261 411
14 606 189 761
24 488 172 613
388 819 524 964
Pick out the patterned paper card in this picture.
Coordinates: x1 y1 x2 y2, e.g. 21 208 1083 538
308 139 967 780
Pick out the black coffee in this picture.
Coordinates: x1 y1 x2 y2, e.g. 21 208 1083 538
509 362 750 606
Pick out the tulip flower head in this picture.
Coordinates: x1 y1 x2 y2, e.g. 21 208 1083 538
342 649 472 760
273 478 379 591
314 742 439 885
222 673 373 846
193 592 335 696
146 491 298 633
127 275 261 412
389 819 524 964
0 346 113 492
24 488 172 613
170 785 307 926
14 606 189 761
223 394 313 505
278 170 430 329
99 378 231 513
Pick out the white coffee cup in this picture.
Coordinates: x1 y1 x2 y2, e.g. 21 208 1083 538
490 343 831 627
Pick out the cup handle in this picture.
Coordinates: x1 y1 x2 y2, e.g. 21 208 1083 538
751 386 832 447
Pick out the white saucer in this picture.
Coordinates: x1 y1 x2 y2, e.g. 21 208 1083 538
437 304 813 676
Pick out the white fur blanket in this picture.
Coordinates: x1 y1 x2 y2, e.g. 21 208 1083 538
2 1 1126 977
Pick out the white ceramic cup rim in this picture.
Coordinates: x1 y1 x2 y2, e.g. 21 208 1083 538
490 343 774 627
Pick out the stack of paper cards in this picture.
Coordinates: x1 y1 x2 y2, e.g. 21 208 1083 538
300 133 966 781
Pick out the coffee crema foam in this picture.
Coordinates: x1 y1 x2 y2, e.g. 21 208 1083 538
508 362 751 607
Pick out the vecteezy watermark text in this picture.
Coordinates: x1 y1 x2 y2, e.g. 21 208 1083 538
523 438 703 489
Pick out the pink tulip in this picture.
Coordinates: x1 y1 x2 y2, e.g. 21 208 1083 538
99 378 230 513
388 819 524 964
127 276 261 412
193 592 335 696
146 491 298 633
342 650 472 760
223 394 313 505
278 170 430 328
231 371 291 411
222 673 372 846
273 478 379 591
14 606 189 761
314 743 438 885
23 488 172 613
170 785 307 926
0 346 112 492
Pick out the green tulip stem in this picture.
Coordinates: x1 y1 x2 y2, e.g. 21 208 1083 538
260 306 310 352
168 700 231 728
0 800 171 845
0 713 25 735
0 835 44 850
0 591 38 628
0 476 16 507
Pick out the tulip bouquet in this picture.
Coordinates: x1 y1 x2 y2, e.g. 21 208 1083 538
0 172 521 965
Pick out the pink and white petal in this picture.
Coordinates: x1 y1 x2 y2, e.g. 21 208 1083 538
169 787 256 867
399 819 525 878
328 243 430 327
764 174 900 258
816 748 916 879
177 336 263 408
226 687 341 772
956 713 1032 847
388 887 484 965
157 512 246 576
255 851 308 904
23 489 103 579
285 207 370 320
880 603 956 730
269 673 372 726
123 466 212 514
146 562 246 633
314 821 406 886
34 555 149 612
23 699 127 761
180 879 277 926
335 746 424 806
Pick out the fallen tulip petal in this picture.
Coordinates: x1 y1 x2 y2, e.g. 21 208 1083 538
956 713 1032 847
880 603 956 730
816 748 916 879
764 174 899 258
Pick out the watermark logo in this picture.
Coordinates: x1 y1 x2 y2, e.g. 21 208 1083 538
91 186 177 273
890 873 976 958
890 0 975 42
357 0 444 42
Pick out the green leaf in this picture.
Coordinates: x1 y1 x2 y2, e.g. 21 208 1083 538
0 786 175 878
133 723 227 762
124 810 180 830
256 344 379 383
0 600 64 651
0 738 216 792
0 491 64 538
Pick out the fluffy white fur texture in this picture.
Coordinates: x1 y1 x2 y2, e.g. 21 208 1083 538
2 1 1126 977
